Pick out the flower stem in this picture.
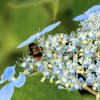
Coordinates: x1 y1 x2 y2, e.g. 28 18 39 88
82 83 97 96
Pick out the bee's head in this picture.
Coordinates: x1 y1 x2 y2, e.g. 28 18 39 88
28 43 37 50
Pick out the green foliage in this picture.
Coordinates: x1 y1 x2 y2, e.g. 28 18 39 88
52 0 59 20
12 74 82 100
83 94 95 100
9 0 51 8
9 0 60 20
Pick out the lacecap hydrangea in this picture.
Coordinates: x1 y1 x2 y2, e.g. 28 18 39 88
0 5 100 100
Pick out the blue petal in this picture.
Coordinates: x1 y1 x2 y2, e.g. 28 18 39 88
17 34 37 48
39 21 61 36
73 14 88 21
86 5 100 15
0 80 5 84
0 82 15 100
0 65 16 84
17 21 61 48
86 79 92 84
14 72 26 88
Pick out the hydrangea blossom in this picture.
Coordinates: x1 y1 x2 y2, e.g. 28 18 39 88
0 65 26 100
73 5 100 21
0 5 100 100
17 21 61 48
0 21 61 100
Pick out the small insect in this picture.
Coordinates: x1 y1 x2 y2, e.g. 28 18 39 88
28 43 43 61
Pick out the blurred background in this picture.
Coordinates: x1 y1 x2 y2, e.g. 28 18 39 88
0 0 100 100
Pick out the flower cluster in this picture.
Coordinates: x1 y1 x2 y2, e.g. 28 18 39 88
0 5 100 100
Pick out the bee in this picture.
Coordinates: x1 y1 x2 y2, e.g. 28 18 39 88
28 43 43 61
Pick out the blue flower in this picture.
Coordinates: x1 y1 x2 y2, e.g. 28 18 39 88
73 14 88 21
0 82 14 100
0 65 26 100
0 65 15 84
14 72 26 88
17 21 61 48
73 5 100 21
78 77 84 82
86 5 100 15
86 78 92 84
58 85 62 90
76 42 80 46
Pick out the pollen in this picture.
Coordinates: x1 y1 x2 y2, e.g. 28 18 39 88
48 64 53 68
40 77 46 83
96 33 100 37
53 59 57 62
53 53 57 57
23 70 29 74
55 80 60 84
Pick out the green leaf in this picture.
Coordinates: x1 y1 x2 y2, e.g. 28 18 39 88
12 74 82 100
9 0 52 8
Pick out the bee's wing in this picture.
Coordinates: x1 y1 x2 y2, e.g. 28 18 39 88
17 34 37 48
17 21 61 48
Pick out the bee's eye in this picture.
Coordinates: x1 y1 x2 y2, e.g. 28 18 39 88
29 43 37 49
